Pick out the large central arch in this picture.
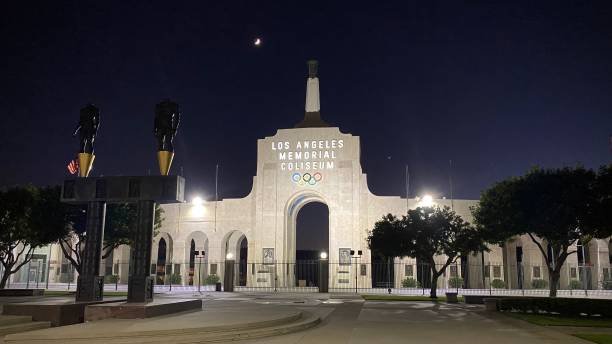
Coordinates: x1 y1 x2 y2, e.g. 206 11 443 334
281 191 330 289
284 190 329 264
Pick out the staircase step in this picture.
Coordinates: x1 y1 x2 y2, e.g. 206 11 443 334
0 316 32 327
4 313 321 344
0 321 51 337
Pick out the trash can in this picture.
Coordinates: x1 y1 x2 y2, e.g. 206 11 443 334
445 292 458 303
215 282 222 292
483 298 499 311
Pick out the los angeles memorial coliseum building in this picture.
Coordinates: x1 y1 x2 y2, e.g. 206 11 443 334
10 62 612 292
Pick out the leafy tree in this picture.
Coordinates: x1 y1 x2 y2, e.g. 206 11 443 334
367 214 407 259
594 165 612 238
368 207 487 298
0 186 70 288
402 207 487 298
473 166 611 297
59 203 164 274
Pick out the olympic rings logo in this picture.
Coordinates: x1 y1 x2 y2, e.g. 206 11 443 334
291 172 323 186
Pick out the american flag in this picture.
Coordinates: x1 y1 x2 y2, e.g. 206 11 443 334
67 158 78 175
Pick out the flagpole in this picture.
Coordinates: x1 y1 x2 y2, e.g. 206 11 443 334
405 164 410 213
449 160 454 211
214 164 219 232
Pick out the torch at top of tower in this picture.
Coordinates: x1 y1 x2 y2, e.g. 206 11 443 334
307 60 318 78
295 60 329 128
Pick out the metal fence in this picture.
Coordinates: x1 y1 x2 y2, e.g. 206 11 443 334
4 260 612 297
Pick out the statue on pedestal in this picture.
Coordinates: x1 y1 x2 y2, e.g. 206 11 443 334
73 104 100 177
154 99 180 175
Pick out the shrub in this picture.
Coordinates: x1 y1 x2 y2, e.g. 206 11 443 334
448 277 464 288
568 279 583 290
401 278 419 288
491 279 506 289
531 279 548 289
169 273 182 285
602 280 612 290
203 274 220 285
104 275 119 284
59 273 74 283
498 297 612 317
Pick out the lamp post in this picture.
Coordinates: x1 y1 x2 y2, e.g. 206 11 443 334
194 250 205 293
350 250 363 294
319 251 328 293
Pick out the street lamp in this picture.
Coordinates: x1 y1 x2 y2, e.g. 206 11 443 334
192 196 204 206
194 250 205 293
191 196 206 217
350 250 363 294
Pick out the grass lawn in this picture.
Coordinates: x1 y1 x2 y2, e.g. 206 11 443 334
44 290 128 297
362 294 464 302
573 334 612 344
504 312 612 328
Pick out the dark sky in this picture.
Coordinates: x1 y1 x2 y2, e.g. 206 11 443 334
2 1 612 202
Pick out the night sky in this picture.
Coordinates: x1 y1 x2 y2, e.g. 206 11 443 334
2 1 612 206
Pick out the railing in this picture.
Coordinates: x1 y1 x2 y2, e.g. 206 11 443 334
4 261 611 297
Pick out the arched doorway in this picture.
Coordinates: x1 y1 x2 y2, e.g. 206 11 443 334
238 236 248 286
295 202 329 288
156 238 167 285
153 232 173 285
222 230 248 287
185 231 209 286
284 191 330 290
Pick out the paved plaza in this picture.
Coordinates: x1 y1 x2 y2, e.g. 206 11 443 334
0 292 600 343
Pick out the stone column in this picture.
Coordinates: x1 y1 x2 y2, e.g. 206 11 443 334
128 200 155 303
76 201 106 302
223 259 235 292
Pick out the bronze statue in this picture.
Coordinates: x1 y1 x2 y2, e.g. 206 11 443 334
154 99 180 152
154 99 180 175
73 104 100 154
73 104 100 177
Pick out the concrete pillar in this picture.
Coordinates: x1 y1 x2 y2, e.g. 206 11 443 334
128 200 155 303
76 201 106 302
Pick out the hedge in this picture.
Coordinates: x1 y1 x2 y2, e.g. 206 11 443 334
203 274 220 285
498 297 612 317
491 279 506 289
104 275 119 284
448 277 464 288
401 278 419 288
531 279 548 289
168 273 182 284
568 279 583 290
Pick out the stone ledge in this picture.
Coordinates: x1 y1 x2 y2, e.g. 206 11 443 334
84 298 202 321
2 297 126 326
0 289 45 296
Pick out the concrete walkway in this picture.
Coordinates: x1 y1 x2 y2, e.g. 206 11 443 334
1 293 599 343
237 300 591 343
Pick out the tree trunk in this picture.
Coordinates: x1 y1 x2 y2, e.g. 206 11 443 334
0 264 13 289
548 269 561 297
430 274 439 298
